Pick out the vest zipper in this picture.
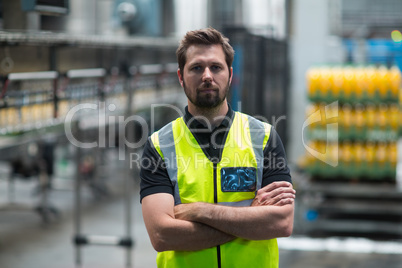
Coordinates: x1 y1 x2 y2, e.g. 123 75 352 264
213 162 218 203
213 162 222 268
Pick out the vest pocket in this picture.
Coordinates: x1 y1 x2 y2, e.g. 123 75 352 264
220 167 256 192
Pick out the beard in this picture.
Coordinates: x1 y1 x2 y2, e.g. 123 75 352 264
183 80 230 108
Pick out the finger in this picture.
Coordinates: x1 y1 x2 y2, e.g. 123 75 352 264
257 187 295 204
274 193 296 203
259 192 295 206
274 198 295 206
174 204 185 215
259 181 293 193
273 188 296 200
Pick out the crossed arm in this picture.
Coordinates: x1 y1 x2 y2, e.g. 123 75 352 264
141 181 295 252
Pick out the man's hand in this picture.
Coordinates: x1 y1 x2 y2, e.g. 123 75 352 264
142 193 235 252
175 181 296 221
174 202 202 221
170 181 295 241
251 181 295 207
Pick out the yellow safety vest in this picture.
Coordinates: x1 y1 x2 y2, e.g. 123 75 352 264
150 111 278 268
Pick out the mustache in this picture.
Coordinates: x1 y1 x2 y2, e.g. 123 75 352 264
200 82 215 89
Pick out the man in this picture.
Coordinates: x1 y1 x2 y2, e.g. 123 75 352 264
140 27 295 268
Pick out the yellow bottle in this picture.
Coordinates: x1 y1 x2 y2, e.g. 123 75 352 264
378 104 388 130
342 104 353 130
305 141 319 166
365 104 376 129
376 142 387 166
365 66 376 101
389 66 401 101
332 67 343 100
343 67 354 101
400 86 402 104
365 142 376 165
365 142 377 178
389 104 399 131
377 66 389 99
355 104 365 133
342 141 352 163
353 142 364 175
388 142 397 169
20 105 29 125
355 67 366 101
328 142 339 166
354 142 365 163
319 67 330 101
307 68 320 100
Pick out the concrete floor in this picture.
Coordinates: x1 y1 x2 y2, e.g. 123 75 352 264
1 152 402 268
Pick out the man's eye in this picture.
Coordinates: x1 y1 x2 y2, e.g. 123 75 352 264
191 66 201 71
211 65 222 71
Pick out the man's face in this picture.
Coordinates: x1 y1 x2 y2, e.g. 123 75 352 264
178 44 232 109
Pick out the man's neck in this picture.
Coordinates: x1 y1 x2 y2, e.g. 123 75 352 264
188 101 229 127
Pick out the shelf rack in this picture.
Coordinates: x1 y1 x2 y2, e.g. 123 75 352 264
0 31 179 48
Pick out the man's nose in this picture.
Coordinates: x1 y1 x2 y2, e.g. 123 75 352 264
202 68 212 82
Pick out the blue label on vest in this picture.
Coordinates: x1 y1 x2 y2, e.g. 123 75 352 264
221 167 257 192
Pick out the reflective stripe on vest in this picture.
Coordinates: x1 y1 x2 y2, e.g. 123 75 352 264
151 112 278 268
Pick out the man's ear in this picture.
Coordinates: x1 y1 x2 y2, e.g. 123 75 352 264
229 67 233 85
177 69 184 87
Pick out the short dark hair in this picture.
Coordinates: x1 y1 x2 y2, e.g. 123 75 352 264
176 27 235 75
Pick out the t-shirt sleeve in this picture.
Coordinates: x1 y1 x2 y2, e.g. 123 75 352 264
139 137 173 202
262 127 292 187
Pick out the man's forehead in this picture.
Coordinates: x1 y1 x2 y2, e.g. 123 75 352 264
186 44 225 62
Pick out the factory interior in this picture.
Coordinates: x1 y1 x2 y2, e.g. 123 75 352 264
1 0 402 267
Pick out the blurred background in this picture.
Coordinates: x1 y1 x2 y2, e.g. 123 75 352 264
0 0 402 267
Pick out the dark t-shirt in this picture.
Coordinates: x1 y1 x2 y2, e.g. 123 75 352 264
139 106 291 202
